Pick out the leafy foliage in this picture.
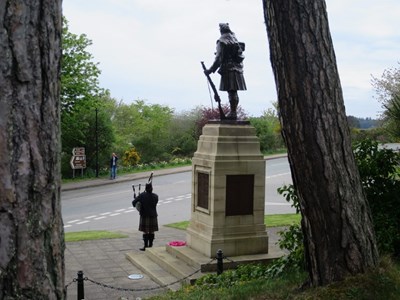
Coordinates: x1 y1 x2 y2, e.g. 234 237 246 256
61 18 105 111
350 126 392 144
195 104 247 136
267 140 400 276
153 258 400 300
383 95 400 140
277 184 300 214
195 263 273 289
353 139 400 256
271 224 305 275
112 100 174 163
372 63 400 108
372 63 400 140
61 19 115 178
347 116 381 129
249 108 285 153
60 96 115 177
266 184 305 277
122 147 141 167
168 109 200 157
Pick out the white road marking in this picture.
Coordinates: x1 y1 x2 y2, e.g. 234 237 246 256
77 220 89 225
85 215 97 219
67 219 80 224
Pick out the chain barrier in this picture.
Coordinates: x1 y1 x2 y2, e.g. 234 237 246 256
63 251 241 300
64 279 76 289
223 256 237 263
65 257 217 294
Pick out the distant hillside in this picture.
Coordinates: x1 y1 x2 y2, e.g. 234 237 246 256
347 116 381 129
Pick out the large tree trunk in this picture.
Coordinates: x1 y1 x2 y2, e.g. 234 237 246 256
262 0 379 286
0 1 64 298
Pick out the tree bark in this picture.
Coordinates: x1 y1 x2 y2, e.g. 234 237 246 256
0 1 64 298
262 0 379 286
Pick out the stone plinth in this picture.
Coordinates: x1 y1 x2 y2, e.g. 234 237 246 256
186 121 268 258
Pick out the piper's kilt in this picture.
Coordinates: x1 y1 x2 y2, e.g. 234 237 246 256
139 216 159 233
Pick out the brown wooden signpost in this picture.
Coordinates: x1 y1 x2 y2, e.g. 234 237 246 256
70 147 86 178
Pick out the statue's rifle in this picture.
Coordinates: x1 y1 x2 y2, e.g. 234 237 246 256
201 61 226 120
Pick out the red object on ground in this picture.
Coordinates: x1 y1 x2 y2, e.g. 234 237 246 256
168 240 186 246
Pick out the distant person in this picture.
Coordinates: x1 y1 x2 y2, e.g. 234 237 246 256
204 23 246 120
132 183 159 251
110 153 118 179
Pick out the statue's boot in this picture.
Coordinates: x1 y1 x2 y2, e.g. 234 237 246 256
227 92 239 120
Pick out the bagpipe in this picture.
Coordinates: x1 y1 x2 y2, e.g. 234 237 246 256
131 172 153 212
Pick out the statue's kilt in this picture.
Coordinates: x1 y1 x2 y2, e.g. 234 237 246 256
220 71 247 91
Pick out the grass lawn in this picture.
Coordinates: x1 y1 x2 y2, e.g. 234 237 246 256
65 230 128 242
164 213 301 230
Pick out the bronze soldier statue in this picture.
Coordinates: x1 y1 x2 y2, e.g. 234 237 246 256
204 23 246 120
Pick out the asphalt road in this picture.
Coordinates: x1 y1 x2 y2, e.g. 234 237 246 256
61 157 295 232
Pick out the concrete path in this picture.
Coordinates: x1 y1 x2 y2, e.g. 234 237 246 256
65 226 284 300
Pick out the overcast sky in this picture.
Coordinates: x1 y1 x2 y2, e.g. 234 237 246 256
62 0 400 118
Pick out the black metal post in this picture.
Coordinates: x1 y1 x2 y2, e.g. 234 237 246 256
77 270 85 300
95 108 99 177
217 249 223 275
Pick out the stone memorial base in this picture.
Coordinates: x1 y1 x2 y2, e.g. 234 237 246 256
186 121 268 258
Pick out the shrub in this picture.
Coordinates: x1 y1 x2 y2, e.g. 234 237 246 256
266 184 305 278
353 139 400 257
269 139 400 275
194 263 271 290
122 147 140 167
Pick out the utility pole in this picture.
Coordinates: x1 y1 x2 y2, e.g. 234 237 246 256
95 107 99 177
